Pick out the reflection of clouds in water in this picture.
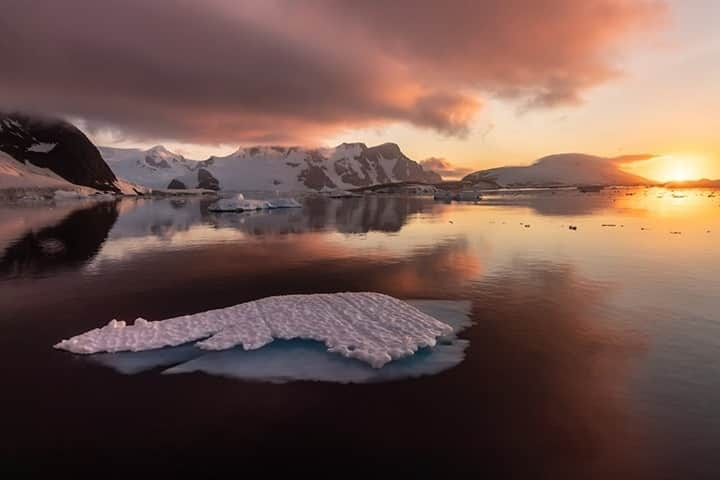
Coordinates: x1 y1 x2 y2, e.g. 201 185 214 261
463 260 651 478
89 300 471 384
0 237 481 340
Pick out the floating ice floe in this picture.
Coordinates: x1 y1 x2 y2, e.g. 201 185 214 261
84 299 471 383
55 292 458 370
208 193 301 212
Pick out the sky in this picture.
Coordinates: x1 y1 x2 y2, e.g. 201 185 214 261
1 0 718 181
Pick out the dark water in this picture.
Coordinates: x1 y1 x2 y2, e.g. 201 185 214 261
1 189 719 477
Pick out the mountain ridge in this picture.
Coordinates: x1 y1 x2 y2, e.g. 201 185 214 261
102 141 441 191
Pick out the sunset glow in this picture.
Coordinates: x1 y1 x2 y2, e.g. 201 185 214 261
662 158 697 182
622 154 708 183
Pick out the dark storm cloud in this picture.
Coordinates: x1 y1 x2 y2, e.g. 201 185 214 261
0 0 665 144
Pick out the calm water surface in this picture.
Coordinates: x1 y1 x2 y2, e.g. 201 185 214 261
1 188 719 477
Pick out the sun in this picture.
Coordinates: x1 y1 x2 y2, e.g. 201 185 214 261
654 155 700 182
620 154 706 183
667 161 694 181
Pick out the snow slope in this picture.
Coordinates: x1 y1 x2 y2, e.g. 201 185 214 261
54 292 454 368
463 153 653 188
0 151 97 196
101 142 441 192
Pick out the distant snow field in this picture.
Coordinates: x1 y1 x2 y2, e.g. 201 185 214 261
55 293 471 382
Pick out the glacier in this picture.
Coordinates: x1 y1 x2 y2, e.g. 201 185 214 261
54 292 459 369
82 299 471 383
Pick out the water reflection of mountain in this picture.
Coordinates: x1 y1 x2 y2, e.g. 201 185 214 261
207 197 435 235
305 197 434 233
0 202 119 276
107 197 212 239
107 192 645 245
106 196 437 241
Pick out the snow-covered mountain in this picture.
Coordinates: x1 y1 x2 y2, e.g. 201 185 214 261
0 112 134 193
101 142 441 192
99 145 214 190
463 153 653 188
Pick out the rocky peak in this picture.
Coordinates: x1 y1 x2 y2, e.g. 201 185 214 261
0 112 119 192
367 142 402 159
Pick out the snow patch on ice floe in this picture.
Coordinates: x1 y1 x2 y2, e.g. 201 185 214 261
54 293 455 368
87 300 471 383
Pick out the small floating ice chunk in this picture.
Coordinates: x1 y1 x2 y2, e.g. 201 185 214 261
54 293 455 368
208 194 273 212
209 194 302 212
267 197 302 209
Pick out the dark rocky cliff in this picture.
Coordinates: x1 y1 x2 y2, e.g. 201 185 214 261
0 112 119 192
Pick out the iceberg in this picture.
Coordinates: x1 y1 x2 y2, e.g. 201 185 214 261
208 193 301 212
55 292 456 369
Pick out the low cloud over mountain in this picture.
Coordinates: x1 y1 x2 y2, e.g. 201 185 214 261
420 157 474 180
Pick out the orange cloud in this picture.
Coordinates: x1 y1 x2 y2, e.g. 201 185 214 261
420 157 474 180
